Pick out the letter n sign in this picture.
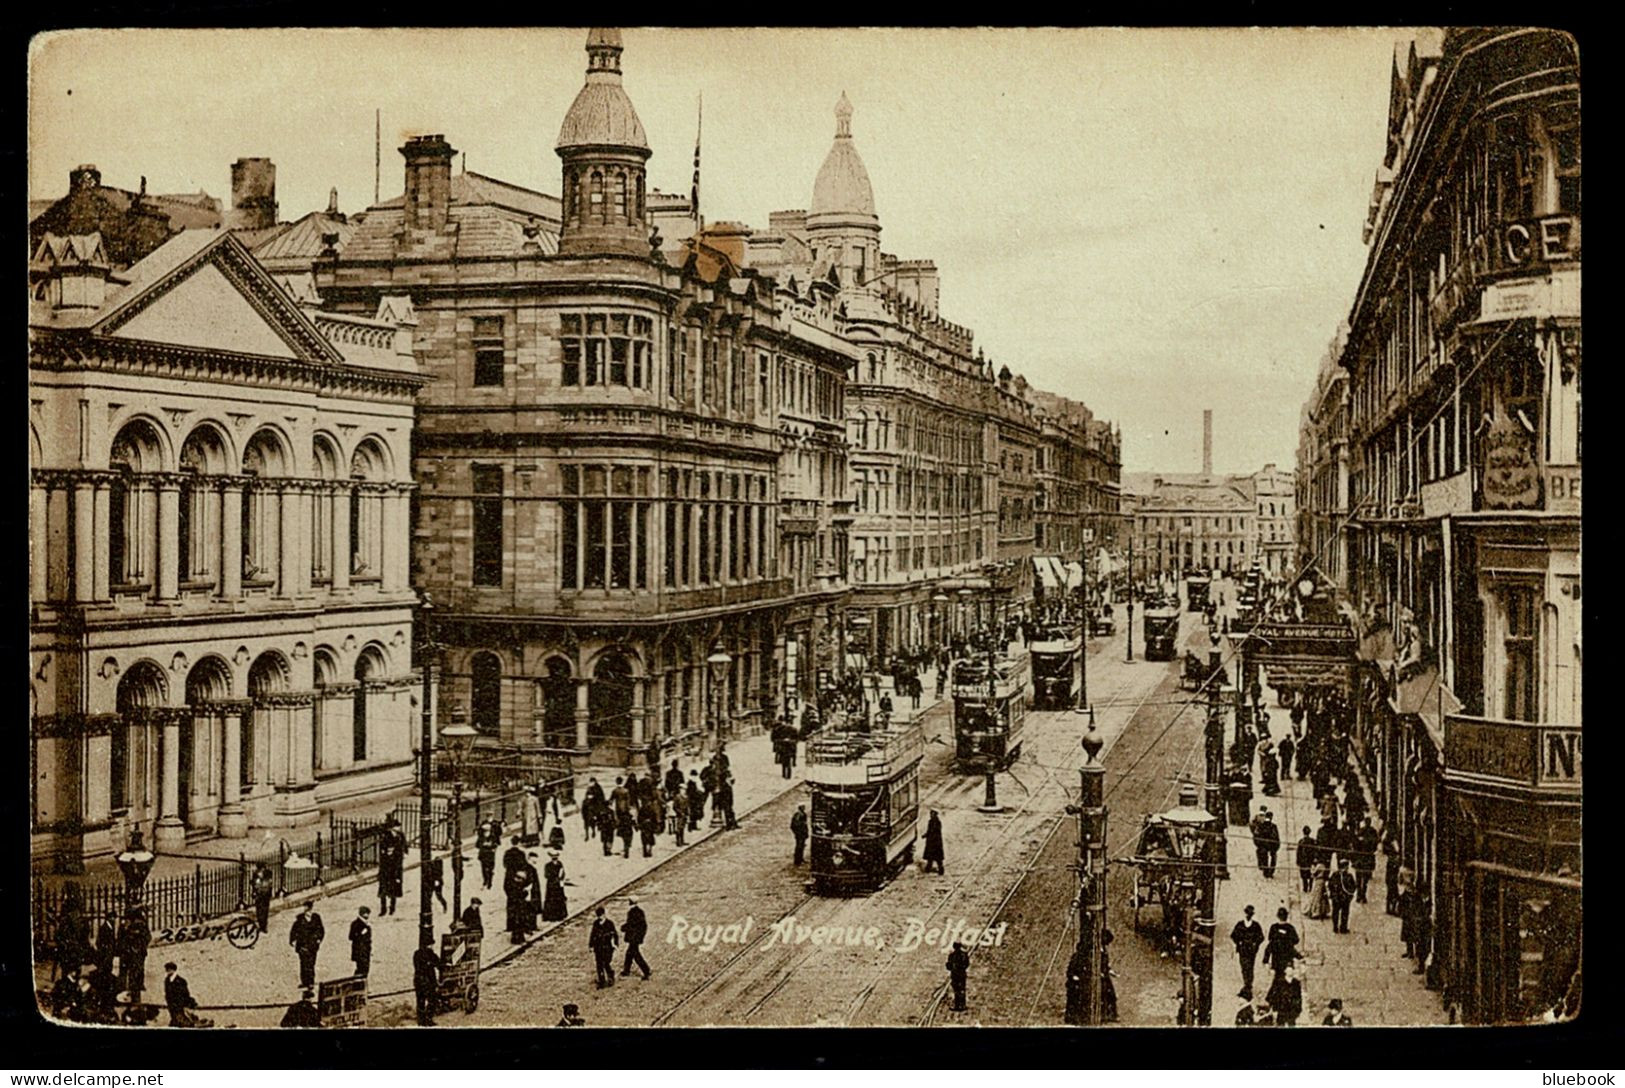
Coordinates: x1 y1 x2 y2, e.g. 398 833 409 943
1538 729 1582 790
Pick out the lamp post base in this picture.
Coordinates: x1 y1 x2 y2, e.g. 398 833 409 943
978 772 1004 814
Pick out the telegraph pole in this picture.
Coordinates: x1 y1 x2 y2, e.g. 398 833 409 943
1125 531 1135 662
1078 529 1090 709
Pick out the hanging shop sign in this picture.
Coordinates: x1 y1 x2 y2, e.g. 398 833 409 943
1481 399 1542 510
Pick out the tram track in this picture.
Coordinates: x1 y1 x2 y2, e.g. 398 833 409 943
652 659 1128 1026
913 650 1175 1026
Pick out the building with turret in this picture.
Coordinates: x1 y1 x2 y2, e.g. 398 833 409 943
315 29 856 772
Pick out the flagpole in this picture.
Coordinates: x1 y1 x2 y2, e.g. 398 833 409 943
692 92 704 234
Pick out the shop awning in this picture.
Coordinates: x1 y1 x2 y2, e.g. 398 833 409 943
1032 557 1062 591
1389 665 1463 750
1062 561 1084 592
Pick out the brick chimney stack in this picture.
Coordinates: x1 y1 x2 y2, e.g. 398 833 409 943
401 135 456 232
1203 409 1213 477
230 157 278 230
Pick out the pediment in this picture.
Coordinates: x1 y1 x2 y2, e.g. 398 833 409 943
96 233 340 364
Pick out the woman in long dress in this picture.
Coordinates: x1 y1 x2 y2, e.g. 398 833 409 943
1306 860 1332 920
520 786 542 847
541 851 568 922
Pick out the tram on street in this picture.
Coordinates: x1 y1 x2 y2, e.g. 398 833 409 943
806 720 925 895
1184 572 1211 613
1029 626 1083 710
950 648 1031 770
1143 606 1182 661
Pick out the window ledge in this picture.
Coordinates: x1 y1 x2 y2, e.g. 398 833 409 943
351 574 382 585
179 578 215 591
111 581 153 596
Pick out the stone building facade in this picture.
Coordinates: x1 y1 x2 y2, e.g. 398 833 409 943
316 30 855 771
29 225 423 869
1315 28 1580 1023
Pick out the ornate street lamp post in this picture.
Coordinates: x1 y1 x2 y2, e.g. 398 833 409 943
706 641 732 745
1065 724 1107 1024
115 828 156 909
439 712 478 920
1160 783 1219 1026
415 590 439 955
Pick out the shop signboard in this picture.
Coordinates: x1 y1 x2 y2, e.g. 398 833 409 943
318 975 368 1027
1446 715 1581 793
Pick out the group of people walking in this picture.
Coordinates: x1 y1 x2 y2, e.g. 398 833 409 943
45 889 152 1024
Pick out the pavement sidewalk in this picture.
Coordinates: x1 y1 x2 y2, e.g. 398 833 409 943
1211 703 1446 1026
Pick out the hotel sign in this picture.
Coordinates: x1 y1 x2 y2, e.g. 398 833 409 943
1445 715 1581 792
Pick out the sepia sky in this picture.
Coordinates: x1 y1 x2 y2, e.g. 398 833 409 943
30 27 1418 476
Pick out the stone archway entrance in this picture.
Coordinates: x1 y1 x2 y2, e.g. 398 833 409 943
588 651 634 765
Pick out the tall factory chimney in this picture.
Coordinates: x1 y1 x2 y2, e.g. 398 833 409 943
1202 409 1213 478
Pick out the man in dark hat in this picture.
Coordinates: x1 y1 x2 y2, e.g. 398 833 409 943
1229 905 1264 999
620 897 651 980
458 897 484 936
348 905 372 978
946 941 971 1012
557 1003 585 1027
1262 906 1301 979
1328 858 1359 934
1322 997 1354 1026
289 900 325 991
377 813 407 916
923 809 946 875
412 935 440 1026
790 804 809 866
475 817 502 890
588 907 619 989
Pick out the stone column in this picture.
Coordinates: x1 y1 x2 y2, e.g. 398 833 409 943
92 476 112 601
277 483 299 596
629 678 647 768
220 482 243 600
574 678 591 750
331 484 352 592
73 480 97 604
157 478 181 601
218 702 248 837
155 711 186 851
29 479 47 605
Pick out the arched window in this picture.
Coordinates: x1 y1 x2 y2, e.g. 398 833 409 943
354 647 385 761
540 657 574 747
589 651 634 749
311 435 340 583
471 652 502 736
246 651 289 789
589 170 605 224
349 440 389 578
242 430 289 583
178 428 228 583
614 170 628 222
563 168 577 223
114 662 167 812
108 419 166 589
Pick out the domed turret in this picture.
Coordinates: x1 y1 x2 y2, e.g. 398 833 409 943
556 28 653 257
807 93 881 287
810 93 876 220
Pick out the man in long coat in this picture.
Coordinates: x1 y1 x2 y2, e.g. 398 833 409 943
349 905 373 977
250 863 276 933
671 787 690 847
377 816 407 916
620 897 651 980
1230 905 1264 999
946 941 971 1011
1262 907 1301 979
289 901 325 990
412 938 440 1026
790 804 809 866
582 779 606 842
1250 809 1280 879
588 907 619 988
1328 859 1359 934
505 854 537 943
120 906 151 1001
923 810 945 875
475 817 502 890
686 770 706 830
1351 819 1379 904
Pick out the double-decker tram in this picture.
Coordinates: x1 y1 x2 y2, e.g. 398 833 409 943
1184 571 1212 613
1029 625 1083 710
951 648 1031 770
1143 606 1182 661
806 720 925 895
